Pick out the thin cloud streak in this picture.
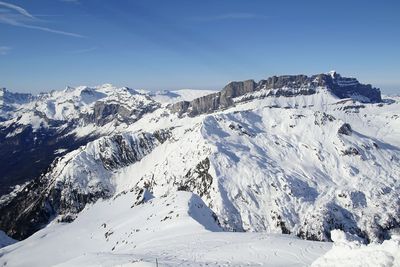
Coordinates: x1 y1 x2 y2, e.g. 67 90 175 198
0 1 34 18
0 1 83 38
17 23 84 38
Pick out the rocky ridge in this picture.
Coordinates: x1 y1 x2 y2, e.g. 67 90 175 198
171 72 381 116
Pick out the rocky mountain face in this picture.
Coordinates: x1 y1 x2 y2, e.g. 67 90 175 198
171 72 381 116
0 88 35 121
0 72 399 246
0 85 159 195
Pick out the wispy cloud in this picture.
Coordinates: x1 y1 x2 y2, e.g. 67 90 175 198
0 1 83 37
192 13 268 22
0 1 33 18
0 46 11 55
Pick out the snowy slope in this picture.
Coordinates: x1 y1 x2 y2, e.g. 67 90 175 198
144 88 218 104
111 92 400 242
312 230 400 267
0 191 331 267
0 129 171 239
1 78 399 243
0 73 399 266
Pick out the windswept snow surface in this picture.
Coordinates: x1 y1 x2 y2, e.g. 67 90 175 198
312 230 400 267
0 191 330 267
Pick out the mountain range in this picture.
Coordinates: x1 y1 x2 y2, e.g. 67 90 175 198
0 71 399 266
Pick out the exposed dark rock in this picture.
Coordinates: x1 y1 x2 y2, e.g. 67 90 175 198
219 80 257 107
170 72 382 117
176 158 213 200
270 211 291 234
342 147 360 156
297 202 367 242
82 100 159 126
338 123 352 135
132 187 154 206
314 112 336 126
186 93 221 116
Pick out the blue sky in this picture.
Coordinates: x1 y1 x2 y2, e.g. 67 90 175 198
0 0 399 94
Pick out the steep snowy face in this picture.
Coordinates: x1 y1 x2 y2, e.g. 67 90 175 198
105 96 399 243
170 72 382 116
0 129 171 239
198 108 399 242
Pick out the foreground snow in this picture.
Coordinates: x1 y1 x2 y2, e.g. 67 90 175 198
0 191 330 267
312 230 400 267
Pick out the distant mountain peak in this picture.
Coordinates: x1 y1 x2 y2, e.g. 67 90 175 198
327 70 338 78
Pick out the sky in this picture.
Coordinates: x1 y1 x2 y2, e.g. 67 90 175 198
0 0 399 94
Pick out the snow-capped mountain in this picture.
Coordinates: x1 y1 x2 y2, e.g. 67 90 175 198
0 84 161 196
0 87 35 121
0 72 399 265
0 85 215 196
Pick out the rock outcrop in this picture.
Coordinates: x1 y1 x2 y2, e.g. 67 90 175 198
170 72 382 116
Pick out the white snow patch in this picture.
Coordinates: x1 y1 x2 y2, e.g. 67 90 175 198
312 230 400 267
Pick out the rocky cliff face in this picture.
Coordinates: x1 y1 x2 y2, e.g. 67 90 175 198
170 72 382 116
